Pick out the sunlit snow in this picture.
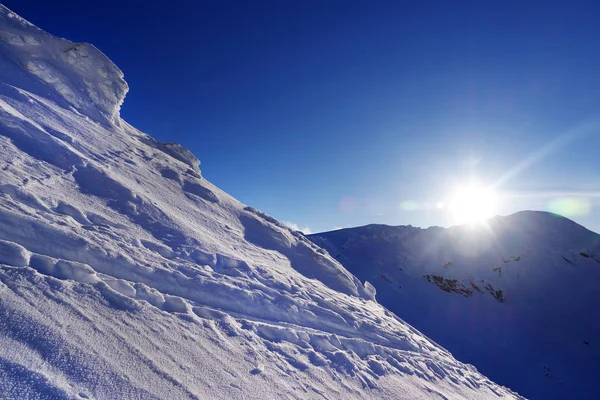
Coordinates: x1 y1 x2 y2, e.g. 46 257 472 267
0 5 523 399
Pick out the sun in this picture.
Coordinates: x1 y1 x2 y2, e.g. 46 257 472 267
449 184 497 225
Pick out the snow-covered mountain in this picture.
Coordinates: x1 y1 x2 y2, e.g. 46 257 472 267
0 5 524 399
309 211 600 400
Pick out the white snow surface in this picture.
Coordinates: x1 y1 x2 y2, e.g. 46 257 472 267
0 5 522 399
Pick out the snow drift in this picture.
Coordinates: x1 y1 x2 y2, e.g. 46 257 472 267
0 5 521 399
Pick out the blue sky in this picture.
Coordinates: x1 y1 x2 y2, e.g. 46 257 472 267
6 0 600 233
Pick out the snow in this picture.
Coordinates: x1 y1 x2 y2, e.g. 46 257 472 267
0 6 127 124
0 4 522 399
0 239 29 267
309 211 600 400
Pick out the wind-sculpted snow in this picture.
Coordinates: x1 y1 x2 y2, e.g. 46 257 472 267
0 6 127 123
310 213 600 400
0 5 522 399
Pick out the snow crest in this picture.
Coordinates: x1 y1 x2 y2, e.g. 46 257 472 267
0 4 128 123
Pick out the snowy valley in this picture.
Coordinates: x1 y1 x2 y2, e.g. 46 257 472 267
310 211 600 399
0 5 524 399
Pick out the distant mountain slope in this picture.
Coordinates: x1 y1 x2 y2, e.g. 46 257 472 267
309 211 600 399
0 5 521 399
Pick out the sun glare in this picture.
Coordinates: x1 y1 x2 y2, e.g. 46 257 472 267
449 184 497 225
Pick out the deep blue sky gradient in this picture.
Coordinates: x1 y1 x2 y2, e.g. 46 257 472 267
5 0 600 233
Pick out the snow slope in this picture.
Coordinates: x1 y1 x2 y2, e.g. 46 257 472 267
309 211 600 400
0 5 522 400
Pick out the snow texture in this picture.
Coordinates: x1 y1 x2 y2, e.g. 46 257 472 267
310 211 600 400
0 5 521 399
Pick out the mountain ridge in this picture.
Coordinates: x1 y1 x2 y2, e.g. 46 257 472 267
318 210 599 235
309 210 600 399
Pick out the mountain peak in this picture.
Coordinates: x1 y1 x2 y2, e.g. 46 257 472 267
310 210 600 399
487 210 600 248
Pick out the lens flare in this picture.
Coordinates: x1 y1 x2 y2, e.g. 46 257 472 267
548 197 591 217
